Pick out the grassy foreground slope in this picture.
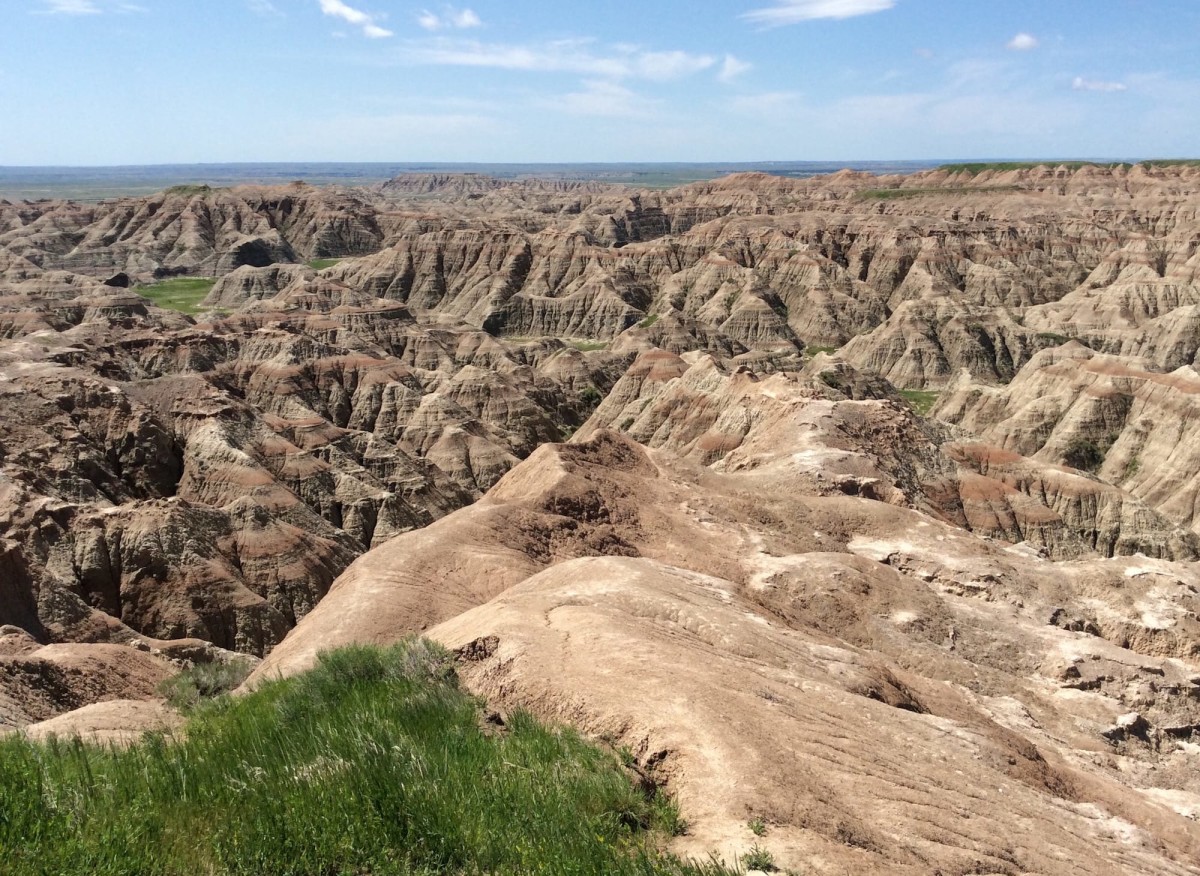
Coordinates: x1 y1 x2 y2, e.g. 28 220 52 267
0 641 726 876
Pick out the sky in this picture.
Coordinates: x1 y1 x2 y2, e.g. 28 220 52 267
2 0 1198 165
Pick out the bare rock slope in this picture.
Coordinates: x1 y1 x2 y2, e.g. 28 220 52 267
254 418 1200 874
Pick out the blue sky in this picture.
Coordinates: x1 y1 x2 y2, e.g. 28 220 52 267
2 0 1197 165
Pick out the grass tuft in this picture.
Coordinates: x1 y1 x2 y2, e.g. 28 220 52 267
0 639 731 876
157 660 254 712
741 844 777 871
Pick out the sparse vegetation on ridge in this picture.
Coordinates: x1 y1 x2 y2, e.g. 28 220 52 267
0 640 730 876
134 276 216 314
939 159 1200 174
163 184 216 196
938 161 1130 174
307 257 343 270
856 185 1020 200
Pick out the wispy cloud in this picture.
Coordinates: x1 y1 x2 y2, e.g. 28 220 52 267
35 1 144 14
404 39 715 81
1006 32 1038 51
634 50 716 80
553 80 659 118
417 6 482 31
37 0 100 14
718 54 752 83
729 91 802 114
318 0 392 38
1072 76 1126 93
742 0 895 27
248 0 283 16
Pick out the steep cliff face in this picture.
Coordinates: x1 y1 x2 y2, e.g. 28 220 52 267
937 344 1200 535
0 184 384 280
0 266 616 658
577 350 1199 561
5 165 1199 384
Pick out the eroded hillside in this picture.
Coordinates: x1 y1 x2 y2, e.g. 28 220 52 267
3 165 1200 874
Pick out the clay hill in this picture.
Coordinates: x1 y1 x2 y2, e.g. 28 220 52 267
3 164 1200 874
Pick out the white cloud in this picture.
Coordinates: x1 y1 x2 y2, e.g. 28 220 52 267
37 0 100 14
634 50 715 80
1006 32 1038 51
318 0 391 37
405 39 715 82
742 0 895 27
1072 76 1126 93
718 54 752 82
417 6 482 30
248 0 283 16
554 80 658 118
729 91 802 115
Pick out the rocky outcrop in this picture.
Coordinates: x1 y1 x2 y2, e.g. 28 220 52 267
0 267 614 658
0 184 384 281
578 351 1199 559
936 344 1200 536
252 429 1200 875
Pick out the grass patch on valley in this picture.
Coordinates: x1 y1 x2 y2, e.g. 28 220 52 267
900 389 941 416
307 257 343 270
0 640 728 876
803 344 839 357
134 276 216 315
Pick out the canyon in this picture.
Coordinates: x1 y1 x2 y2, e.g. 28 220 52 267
3 164 1200 873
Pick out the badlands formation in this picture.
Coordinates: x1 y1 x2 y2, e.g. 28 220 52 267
4 165 1200 873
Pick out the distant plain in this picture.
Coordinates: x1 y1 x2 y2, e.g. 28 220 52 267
0 160 944 201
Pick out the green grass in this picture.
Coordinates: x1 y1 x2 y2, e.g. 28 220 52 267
940 159 1200 174
937 161 1129 174
568 339 609 352
163 184 216 196
740 845 776 872
1141 158 1200 168
307 257 343 270
900 389 940 416
803 344 838 357
639 314 661 329
856 185 1020 200
134 277 216 315
157 660 253 712
0 640 730 876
